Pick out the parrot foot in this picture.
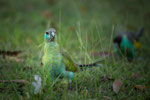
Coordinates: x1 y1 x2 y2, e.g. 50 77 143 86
68 83 72 90
68 80 73 90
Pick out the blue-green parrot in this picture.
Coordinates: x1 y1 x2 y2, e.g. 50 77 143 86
113 28 144 61
42 28 102 86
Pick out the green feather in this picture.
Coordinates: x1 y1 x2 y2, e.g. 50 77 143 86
42 41 74 81
61 51 79 72
42 28 103 84
120 36 136 59
113 28 144 60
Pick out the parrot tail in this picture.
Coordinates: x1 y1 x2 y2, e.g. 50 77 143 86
137 27 144 39
76 60 104 68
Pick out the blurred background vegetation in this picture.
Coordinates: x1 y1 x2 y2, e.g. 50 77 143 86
0 0 150 99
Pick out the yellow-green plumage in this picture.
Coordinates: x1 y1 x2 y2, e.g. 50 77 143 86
42 28 102 84
42 42 62 68
43 41 74 81
61 51 79 72
42 28 79 83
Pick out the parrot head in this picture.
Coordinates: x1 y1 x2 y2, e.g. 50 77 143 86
44 28 56 42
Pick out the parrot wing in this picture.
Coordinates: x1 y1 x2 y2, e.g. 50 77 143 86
60 50 79 72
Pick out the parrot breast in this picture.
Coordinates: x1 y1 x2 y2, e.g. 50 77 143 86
120 36 136 59
42 42 63 68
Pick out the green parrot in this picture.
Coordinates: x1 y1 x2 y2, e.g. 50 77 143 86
42 28 102 86
113 28 144 61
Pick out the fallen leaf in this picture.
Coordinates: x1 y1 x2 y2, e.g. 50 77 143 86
113 78 123 94
131 72 142 79
135 85 147 91
0 50 22 57
103 96 111 100
5 56 24 62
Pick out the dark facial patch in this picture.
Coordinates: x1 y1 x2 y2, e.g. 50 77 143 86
113 35 122 48
46 32 49 35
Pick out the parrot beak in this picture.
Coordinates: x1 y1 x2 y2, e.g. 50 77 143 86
50 35 55 40
49 31 55 41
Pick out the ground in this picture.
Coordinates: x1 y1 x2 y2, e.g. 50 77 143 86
0 0 150 99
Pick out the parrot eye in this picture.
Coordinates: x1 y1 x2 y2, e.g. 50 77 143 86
46 32 49 35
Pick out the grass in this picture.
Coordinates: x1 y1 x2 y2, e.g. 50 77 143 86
0 0 150 99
